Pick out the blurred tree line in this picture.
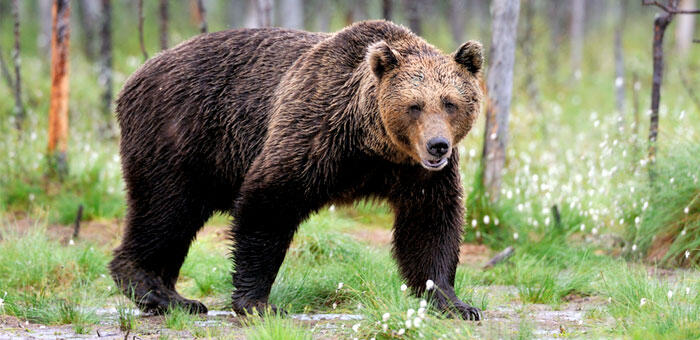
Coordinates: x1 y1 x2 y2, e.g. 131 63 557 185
0 0 697 188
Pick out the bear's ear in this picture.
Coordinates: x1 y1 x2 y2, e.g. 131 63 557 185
367 41 399 79
453 40 483 74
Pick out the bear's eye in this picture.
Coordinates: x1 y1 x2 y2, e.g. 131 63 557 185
443 100 457 113
408 104 422 116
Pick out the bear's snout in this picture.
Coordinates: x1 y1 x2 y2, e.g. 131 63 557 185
426 137 450 158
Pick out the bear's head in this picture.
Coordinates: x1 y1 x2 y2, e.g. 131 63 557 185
368 40 483 171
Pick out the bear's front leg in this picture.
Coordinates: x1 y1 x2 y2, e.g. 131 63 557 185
231 170 313 316
389 163 481 321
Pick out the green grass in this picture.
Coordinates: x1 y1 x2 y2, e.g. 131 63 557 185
243 313 312 340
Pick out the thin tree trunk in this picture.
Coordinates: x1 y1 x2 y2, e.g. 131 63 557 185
12 0 24 128
195 0 208 33
38 0 53 56
648 9 674 163
99 0 113 134
614 0 626 132
159 0 169 50
138 0 148 60
449 0 466 46
675 0 697 54
255 0 273 27
404 0 422 35
570 0 585 79
76 0 99 60
48 0 71 178
382 0 393 20
0 47 13 89
482 0 520 201
279 0 303 29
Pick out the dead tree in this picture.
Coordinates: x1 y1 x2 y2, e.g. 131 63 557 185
641 0 700 162
614 0 626 132
570 0 585 79
12 0 24 128
449 0 466 47
159 0 169 50
403 0 422 35
382 0 393 20
48 0 71 177
194 0 208 33
76 0 99 60
99 0 113 134
482 0 520 201
675 0 697 54
255 0 273 27
280 0 303 29
138 0 148 60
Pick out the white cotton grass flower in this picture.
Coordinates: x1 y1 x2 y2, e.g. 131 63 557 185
632 244 637 252
337 282 343 290
397 328 405 335
513 232 519 240
400 284 407 292
405 319 412 328
332 303 337 309
417 307 426 318
684 206 690 214
352 323 360 333
667 290 673 299
471 219 477 228
382 313 390 321
407 308 415 318
640 298 647 307
686 250 691 259
382 323 388 332
425 280 435 291
413 317 422 327
686 287 691 295
483 215 490 225
419 300 427 308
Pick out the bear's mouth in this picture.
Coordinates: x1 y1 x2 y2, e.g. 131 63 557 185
421 158 448 171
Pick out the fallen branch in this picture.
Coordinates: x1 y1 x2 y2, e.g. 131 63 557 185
483 246 515 269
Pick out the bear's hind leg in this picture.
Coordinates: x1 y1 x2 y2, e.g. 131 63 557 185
109 187 214 314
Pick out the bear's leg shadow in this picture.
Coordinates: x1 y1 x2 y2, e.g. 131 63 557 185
230 174 312 315
389 164 482 321
109 176 214 314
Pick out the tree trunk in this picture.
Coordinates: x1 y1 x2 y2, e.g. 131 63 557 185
38 0 53 56
648 10 674 163
570 0 585 79
382 0 393 20
99 0 113 134
193 0 208 33
76 0 100 60
138 0 148 60
614 0 626 131
482 0 520 201
675 0 697 54
449 0 466 46
12 0 24 129
48 0 71 178
0 47 13 90
316 0 330 32
403 0 422 35
159 0 169 50
279 0 303 29
547 0 568 77
255 0 273 27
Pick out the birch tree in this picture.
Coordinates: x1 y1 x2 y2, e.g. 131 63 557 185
99 0 113 134
280 0 303 29
675 0 697 54
48 0 71 177
570 0 585 79
482 0 520 201
12 0 24 128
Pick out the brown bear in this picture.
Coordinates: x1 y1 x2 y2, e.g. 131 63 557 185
110 20 483 320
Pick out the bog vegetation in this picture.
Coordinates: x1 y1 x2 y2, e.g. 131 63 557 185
0 0 699 339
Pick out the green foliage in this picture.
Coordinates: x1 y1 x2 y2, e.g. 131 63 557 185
624 143 700 267
243 313 312 340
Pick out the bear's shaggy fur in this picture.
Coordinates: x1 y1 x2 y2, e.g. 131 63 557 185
110 20 483 320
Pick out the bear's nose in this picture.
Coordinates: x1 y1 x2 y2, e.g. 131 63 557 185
426 137 450 158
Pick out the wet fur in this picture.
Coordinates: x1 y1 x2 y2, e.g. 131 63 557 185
110 20 483 320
